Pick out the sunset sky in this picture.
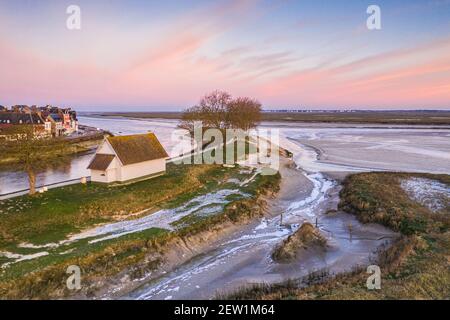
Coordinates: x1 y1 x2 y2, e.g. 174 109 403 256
1 0 449 110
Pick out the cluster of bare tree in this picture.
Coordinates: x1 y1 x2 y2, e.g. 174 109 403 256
178 91 262 133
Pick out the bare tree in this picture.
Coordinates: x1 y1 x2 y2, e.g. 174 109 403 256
178 105 203 134
198 90 231 129
178 91 231 134
178 91 261 133
226 97 262 131
0 125 68 195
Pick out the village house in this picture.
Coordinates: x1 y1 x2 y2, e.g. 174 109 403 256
11 105 32 113
0 112 47 140
46 114 65 137
88 133 169 184
68 110 79 133
39 107 78 136
0 105 78 138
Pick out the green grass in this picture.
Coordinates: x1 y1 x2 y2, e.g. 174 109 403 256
170 212 205 228
0 163 238 248
0 160 281 299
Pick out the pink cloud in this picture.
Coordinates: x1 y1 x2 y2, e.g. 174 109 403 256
256 37 450 108
0 1 449 109
0 39 117 106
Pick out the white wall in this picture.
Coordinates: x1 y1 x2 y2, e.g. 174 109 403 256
118 158 166 182
97 141 115 155
90 157 119 183
89 140 167 183
91 169 113 183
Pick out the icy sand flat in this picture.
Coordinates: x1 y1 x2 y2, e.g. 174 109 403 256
278 128 450 174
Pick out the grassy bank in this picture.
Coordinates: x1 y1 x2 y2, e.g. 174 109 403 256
224 172 449 300
0 163 244 248
93 111 450 126
0 161 281 299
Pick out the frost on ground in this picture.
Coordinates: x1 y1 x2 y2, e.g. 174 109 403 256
0 251 49 268
0 188 250 268
87 188 249 243
401 177 450 212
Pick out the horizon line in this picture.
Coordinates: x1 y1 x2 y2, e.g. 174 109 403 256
77 108 450 113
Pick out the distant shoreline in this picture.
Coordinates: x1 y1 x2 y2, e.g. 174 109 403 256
84 110 450 126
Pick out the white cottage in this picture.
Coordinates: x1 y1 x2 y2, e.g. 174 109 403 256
88 133 169 184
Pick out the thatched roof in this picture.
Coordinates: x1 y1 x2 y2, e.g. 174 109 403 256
107 133 168 165
87 154 115 171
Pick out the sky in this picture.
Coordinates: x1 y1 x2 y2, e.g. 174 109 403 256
0 0 449 111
